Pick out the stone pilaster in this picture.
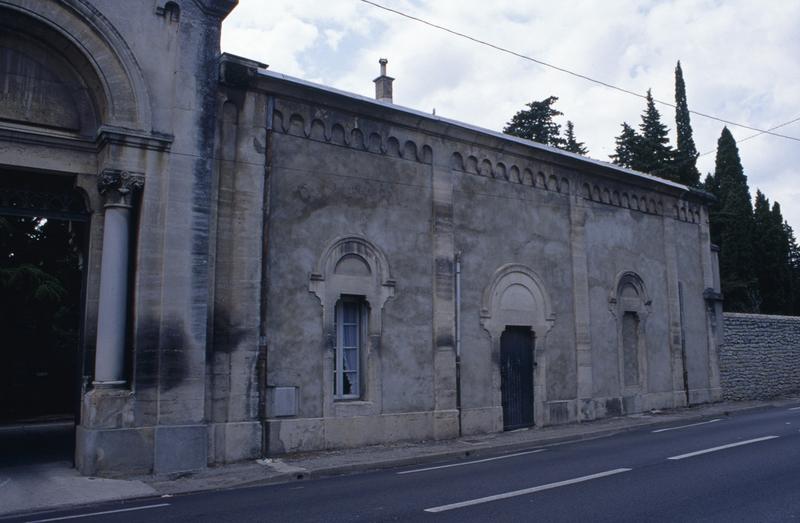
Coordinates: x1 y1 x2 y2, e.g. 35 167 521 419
662 214 688 407
569 193 594 420
431 162 459 439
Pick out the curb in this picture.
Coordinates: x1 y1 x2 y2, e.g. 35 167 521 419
166 397 797 492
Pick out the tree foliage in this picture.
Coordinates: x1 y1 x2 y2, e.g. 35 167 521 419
503 96 565 148
638 89 677 180
706 127 756 311
563 120 588 155
673 61 701 186
611 122 640 170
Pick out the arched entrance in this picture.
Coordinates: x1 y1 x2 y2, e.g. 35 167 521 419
481 264 554 429
0 170 90 464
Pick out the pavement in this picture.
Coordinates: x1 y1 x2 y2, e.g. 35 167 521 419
2 395 798 519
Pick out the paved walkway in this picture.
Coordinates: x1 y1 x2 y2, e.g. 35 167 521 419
2 396 798 518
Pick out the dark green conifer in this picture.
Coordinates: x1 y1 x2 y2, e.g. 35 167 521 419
638 89 676 180
563 120 588 155
673 61 701 186
503 96 565 148
712 127 756 312
610 122 640 169
752 191 787 313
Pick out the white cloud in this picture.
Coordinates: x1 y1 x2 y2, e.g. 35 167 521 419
223 0 800 226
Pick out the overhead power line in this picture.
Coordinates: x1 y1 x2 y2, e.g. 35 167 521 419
361 0 800 143
699 116 800 157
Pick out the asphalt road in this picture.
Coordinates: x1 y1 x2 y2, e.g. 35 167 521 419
7 404 800 522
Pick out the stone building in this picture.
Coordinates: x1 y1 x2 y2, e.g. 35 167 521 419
0 0 722 476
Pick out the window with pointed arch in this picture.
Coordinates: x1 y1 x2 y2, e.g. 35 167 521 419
333 295 368 399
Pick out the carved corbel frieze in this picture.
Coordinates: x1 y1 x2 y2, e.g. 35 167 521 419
98 169 144 208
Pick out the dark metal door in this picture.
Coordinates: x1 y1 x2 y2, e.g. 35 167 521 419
500 326 534 430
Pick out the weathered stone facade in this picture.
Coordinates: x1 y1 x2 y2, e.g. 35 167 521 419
720 313 800 401
0 0 723 476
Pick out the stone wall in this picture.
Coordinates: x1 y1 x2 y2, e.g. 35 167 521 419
721 313 800 400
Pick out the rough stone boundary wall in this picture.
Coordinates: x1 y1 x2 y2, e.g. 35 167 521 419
720 312 800 401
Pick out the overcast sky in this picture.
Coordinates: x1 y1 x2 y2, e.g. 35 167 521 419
222 0 800 228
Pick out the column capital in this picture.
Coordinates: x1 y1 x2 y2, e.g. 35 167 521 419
98 169 144 207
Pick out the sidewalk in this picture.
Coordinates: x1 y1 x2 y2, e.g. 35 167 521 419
3 396 798 518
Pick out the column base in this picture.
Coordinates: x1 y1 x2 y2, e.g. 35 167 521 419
92 380 126 388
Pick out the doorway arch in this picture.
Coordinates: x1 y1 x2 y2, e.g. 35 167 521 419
481 264 555 429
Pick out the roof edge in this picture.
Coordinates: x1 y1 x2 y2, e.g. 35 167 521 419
254 68 700 198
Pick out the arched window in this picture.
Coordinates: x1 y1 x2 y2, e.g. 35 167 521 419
609 272 651 393
310 237 394 413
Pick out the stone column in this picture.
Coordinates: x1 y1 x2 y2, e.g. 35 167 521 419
93 169 144 386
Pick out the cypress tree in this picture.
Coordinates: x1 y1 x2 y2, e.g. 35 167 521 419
563 121 588 155
503 96 565 148
752 191 786 313
638 89 676 181
711 127 756 312
784 222 800 315
673 61 701 187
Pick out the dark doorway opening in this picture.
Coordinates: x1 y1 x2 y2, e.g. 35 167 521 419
0 171 88 465
500 325 534 430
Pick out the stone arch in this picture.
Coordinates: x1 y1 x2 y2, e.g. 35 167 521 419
402 140 417 161
367 132 383 153
481 264 555 428
386 136 400 157
330 123 346 145
309 236 396 417
309 119 326 141
350 128 365 149
521 168 534 186
288 114 305 137
495 162 507 180
609 271 651 397
421 145 433 164
466 156 478 174
481 264 554 335
1 0 153 132
479 159 493 177
450 152 464 171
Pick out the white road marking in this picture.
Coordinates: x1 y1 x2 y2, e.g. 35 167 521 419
651 419 721 433
423 468 632 513
788 406 800 411
668 435 779 461
27 503 171 522
397 449 546 475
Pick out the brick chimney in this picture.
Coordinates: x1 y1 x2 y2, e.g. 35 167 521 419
373 58 394 103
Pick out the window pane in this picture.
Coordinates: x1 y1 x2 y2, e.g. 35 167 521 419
343 324 357 347
343 348 358 370
343 301 358 323
343 372 355 395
